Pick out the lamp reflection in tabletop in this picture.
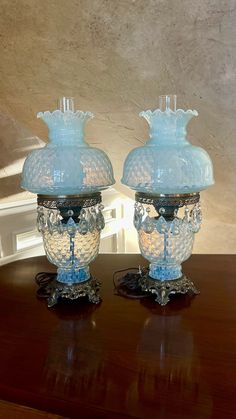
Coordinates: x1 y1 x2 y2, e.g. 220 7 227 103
41 296 213 419
41 303 107 404
131 299 213 419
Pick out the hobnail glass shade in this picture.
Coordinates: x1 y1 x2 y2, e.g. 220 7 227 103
21 97 115 195
121 95 214 194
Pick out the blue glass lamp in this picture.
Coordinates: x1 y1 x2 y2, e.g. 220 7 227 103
21 97 115 307
122 95 214 305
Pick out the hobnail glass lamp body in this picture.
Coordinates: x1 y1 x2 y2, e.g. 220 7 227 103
122 95 214 281
21 97 115 284
135 202 201 280
37 204 105 283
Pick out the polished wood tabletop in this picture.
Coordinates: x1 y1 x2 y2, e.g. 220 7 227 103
0 254 236 418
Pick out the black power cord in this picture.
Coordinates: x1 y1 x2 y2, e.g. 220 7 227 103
35 272 56 298
113 266 149 299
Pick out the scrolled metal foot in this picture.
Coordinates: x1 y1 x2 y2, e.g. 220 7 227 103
88 291 101 304
35 273 101 307
140 274 199 306
47 292 59 308
86 277 101 304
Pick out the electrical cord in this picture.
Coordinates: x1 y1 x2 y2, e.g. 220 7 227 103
113 266 148 299
35 272 56 298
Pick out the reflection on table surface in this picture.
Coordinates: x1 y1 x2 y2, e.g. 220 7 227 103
42 299 212 419
1 254 236 418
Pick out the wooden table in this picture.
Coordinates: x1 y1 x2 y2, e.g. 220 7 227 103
0 254 236 419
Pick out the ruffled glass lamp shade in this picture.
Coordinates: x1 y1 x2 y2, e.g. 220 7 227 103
122 95 214 305
22 98 114 195
21 97 115 307
122 95 213 194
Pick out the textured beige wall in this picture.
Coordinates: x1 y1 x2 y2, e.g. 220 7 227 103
0 0 235 253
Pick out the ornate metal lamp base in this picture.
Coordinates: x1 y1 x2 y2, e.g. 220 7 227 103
47 277 101 308
36 273 101 308
139 274 199 306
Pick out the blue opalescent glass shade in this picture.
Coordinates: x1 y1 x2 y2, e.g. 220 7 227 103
21 108 115 195
122 105 214 194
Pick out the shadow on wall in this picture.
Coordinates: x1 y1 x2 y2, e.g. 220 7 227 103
0 110 44 202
